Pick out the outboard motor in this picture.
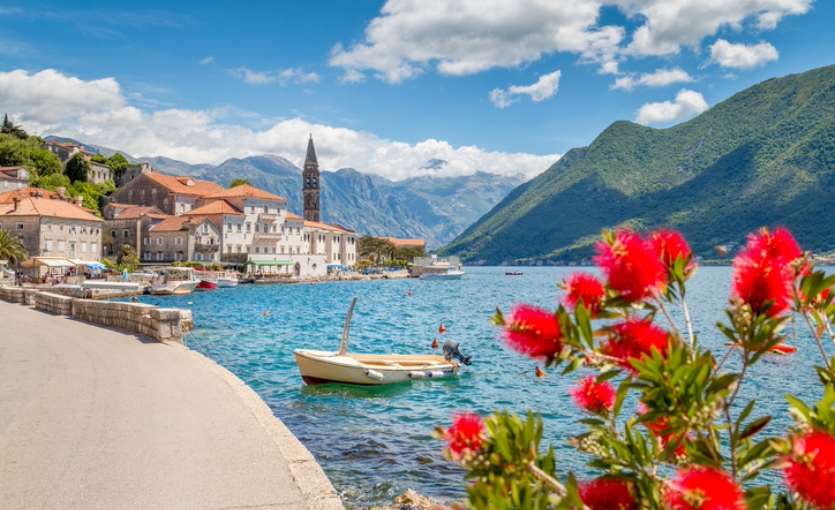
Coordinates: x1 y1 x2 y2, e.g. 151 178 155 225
443 340 473 366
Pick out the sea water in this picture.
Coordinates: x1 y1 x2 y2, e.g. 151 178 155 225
127 267 826 507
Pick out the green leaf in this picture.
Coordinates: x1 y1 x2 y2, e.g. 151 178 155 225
739 416 772 440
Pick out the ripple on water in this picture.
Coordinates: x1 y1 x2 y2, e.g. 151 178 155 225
124 267 831 507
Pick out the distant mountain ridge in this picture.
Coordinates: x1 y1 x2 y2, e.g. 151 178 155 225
439 65 835 263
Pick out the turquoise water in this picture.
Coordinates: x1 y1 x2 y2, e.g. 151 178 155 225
128 267 826 506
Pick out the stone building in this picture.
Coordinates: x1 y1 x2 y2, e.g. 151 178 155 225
108 171 225 216
142 216 222 263
88 161 114 185
102 203 166 258
0 192 104 263
0 167 30 191
302 135 321 222
117 162 153 186
44 140 91 163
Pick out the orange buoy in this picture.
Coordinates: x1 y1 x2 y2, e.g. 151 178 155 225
770 344 798 355
432 338 439 349
439 322 446 335
535 366 545 377
311 282 315 286
408 291 413 296
264 311 269 316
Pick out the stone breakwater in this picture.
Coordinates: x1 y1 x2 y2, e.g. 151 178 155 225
0 286 191 343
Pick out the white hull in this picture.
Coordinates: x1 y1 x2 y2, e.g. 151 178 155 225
216 278 239 288
83 281 142 291
294 350 459 386
151 280 199 296
420 271 465 281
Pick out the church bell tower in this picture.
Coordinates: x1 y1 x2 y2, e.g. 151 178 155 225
302 134 320 222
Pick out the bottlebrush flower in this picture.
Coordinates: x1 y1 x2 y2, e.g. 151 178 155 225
594 230 666 302
570 375 616 414
561 273 605 316
503 304 563 361
747 227 802 266
784 430 835 509
444 413 484 458
579 478 636 510
732 251 793 317
667 467 745 510
645 416 687 457
650 230 693 275
602 319 670 373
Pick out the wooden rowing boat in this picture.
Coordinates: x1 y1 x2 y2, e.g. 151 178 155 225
293 298 472 386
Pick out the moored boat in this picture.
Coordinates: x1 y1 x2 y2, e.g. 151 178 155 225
216 271 240 288
293 298 473 386
150 267 199 296
413 255 466 281
196 279 218 290
420 270 466 281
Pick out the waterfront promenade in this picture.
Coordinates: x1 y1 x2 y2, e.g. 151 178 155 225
0 302 343 510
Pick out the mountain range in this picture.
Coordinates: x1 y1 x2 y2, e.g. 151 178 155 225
439 64 835 264
44 137 526 249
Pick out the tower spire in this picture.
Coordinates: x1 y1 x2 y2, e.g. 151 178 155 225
303 135 321 222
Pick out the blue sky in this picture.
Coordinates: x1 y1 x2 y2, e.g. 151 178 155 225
0 1 832 180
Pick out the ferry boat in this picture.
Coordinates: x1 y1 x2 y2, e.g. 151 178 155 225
294 298 473 386
150 267 199 296
413 255 466 281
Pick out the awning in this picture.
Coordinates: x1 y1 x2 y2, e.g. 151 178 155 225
246 260 295 266
70 259 106 270
20 258 75 268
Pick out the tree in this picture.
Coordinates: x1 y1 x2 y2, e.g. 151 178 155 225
64 153 90 183
106 153 129 173
0 229 28 264
358 236 395 265
1 114 27 140
229 178 252 188
116 245 139 273
90 154 107 164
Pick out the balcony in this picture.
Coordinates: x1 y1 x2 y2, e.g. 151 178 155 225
258 213 277 222
254 232 282 241
194 243 220 252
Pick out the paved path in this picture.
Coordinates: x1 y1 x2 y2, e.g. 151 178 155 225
0 302 343 510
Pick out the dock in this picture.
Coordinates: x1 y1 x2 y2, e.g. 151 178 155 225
0 302 343 510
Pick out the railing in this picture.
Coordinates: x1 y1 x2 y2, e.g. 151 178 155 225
195 243 220 252
258 213 277 222
254 232 282 241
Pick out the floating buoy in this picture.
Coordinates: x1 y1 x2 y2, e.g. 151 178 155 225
439 322 446 335
311 282 315 286
264 311 269 316
432 338 439 349
535 366 545 377
408 291 413 296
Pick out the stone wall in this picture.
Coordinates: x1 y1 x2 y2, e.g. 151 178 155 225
0 287 24 303
34 292 73 315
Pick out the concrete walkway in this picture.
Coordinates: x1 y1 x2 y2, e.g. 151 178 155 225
0 302 343 510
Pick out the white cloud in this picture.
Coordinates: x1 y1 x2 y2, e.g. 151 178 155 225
328 0 811 81
2 69 558 180
278 68 321 85
232 67 275 85
635 89 708 125
708 39 779 69
0 69 124 123
611 67 694 91
340 69 367 84
490 70 561 108
200 56 215 65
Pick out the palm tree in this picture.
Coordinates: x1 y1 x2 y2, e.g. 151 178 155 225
0 229 28 264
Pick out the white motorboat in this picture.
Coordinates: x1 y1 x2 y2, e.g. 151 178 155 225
150 267 199 296
293 298 473 386
216 271 240 288
420 270 466 281
412 255 465 280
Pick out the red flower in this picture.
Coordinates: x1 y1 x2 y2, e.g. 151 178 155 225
595 231 666 302
650 230 693 274
579 478 636 510
667 467 745 510
444 413 484 458
570 375 616 414
602 319 670 373
784 430 835 509
503 304 563 361
731 228 803 316
562 273 605 316
747 227 802 265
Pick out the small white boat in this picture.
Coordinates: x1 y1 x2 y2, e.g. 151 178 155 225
294 298 473 386
420 270 466 281
150 267 199 296
216 271 240 288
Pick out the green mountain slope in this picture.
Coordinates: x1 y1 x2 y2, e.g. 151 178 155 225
439 65 835 264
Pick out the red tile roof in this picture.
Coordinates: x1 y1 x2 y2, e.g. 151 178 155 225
185 200 244 216
0 188 64 203
149 215 219 232
202 184 285 201
303 220 353 233
285 211 304 220
379 237 425 248
144 171 225 196
0 196 103 222
114 206 164 220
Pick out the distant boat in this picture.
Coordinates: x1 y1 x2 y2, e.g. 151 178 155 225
293 298 473 386
150 267 199 296
420 271 465 281
216 271 240 288
414 255 466 281
505 272 524 276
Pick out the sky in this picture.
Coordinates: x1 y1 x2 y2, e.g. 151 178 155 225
0 0 833 181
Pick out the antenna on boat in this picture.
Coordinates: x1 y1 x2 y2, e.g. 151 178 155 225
339 297 358 356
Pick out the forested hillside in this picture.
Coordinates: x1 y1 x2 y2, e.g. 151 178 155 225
439 65 835 264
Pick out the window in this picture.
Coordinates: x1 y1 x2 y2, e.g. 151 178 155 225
175 252 182 261
156 252 163 261
202 223 209 234
236 245 242 253
92 243 97 254
123 229 129 238
81 242 87 253
144 252 150 260
141 190 145 198
16 223 23 230
144 237 150 245
237 223 242 232
246 222 251 232
45 240 52 252
156 237 163 245
226 223 232 231
271 224 276 232
272 247 276 254
263 206 268 213
208 254 214 261
280 246 285 254
255 247 260 253
175 237 183 245
47 223 52 231
255 224 260 232
111 230 117 238
195 253 202 261
163 198 168 207
251 206 255 213
59 241 65 252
